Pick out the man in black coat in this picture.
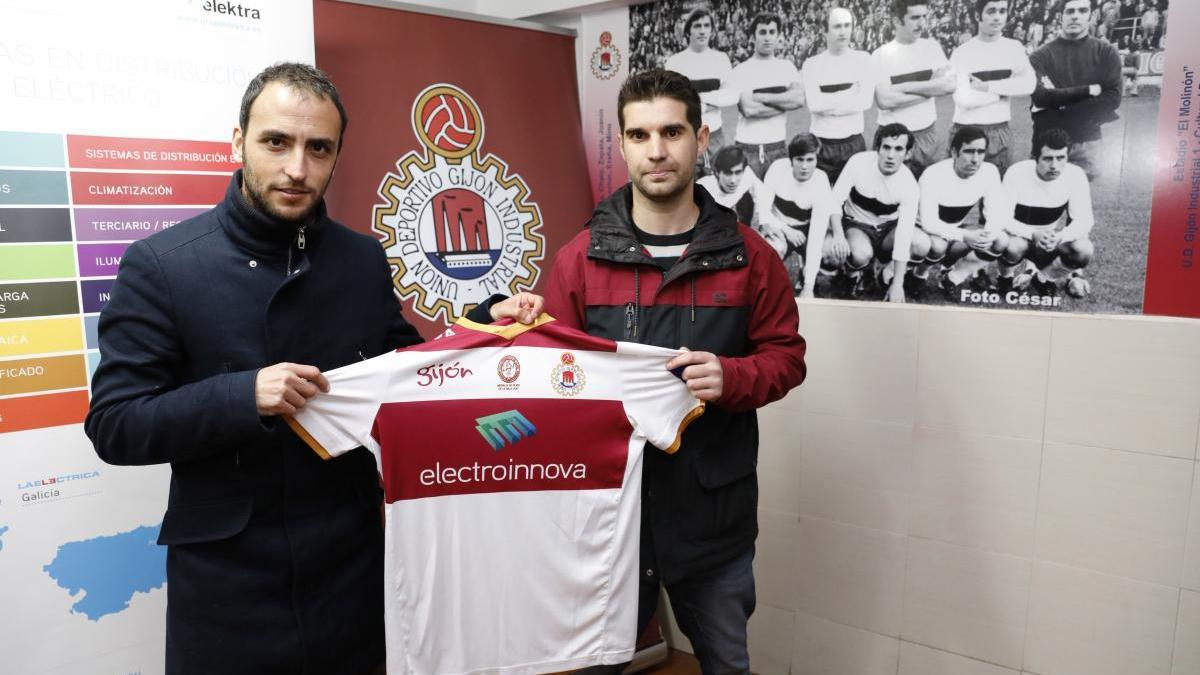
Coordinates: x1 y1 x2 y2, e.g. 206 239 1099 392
85 63 540 675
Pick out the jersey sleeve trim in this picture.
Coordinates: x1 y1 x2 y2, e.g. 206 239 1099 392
284 416 333 460
664 403 707 455
455 312 556 341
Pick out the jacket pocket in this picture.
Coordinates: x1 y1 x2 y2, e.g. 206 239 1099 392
693 452 757 489
157 498 253 545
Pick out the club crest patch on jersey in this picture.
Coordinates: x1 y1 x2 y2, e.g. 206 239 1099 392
551 352 586 397
497 354 521 391
373 84 545 324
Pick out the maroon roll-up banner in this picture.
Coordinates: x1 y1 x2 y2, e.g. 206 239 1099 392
314 0 594 338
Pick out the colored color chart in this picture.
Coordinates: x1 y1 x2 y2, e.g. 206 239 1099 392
0 132 235 433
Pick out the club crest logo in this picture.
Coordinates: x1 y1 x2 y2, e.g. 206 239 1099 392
550 352 586 396
497 354 521 391
590 31 622 80
373 84 545 324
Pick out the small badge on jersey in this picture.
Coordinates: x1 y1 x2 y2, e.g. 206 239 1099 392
497 354 521 391
372 83 545 325
550 352 586 397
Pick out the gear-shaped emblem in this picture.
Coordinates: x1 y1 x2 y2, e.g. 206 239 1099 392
373 84 544 324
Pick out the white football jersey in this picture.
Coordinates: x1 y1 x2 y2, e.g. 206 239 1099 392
288 315 704 675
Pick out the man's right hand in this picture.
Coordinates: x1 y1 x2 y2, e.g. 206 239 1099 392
256 362 330 416
1032 229 1061 252
830 232 851 263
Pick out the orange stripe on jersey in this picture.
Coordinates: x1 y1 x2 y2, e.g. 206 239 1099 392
664 404 706 455
285 416 333 460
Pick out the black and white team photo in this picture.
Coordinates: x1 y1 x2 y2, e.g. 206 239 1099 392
630 0 1171 312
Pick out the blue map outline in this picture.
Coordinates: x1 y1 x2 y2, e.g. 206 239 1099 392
43 523 166 621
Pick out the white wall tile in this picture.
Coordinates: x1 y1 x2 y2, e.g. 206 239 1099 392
1045 316 1200 459
909 426 1041 557
1174 590 1200 675
899 641 1020 675
748 603 795 675
781 302 919 424
792 612 899 675
798 413 912 534
1035 443 1193 587
916 309 1052 440
755 508 802 611
795 515 906 637
758 405 805 516
1183 463 1200 592
901 538 1031 669
1025 562 1178 675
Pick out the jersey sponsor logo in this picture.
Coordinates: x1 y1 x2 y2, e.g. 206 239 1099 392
590 31 623 80
378 399 630 500
551 352 586 396
373 83 544 324
497 354 521 391
417 361 473 387
474 409 536 450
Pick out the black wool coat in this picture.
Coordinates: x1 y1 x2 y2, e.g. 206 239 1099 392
86 172 464 674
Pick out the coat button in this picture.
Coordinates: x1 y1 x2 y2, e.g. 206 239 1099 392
628 245 637 252
736 254 744 262
248 260 257 268
645 569 654 577
701 259 710 266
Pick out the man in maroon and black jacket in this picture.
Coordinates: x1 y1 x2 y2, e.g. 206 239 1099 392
544 69 806 674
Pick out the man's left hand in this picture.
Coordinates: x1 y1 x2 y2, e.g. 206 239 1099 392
666 347 723 402
489 292 544 324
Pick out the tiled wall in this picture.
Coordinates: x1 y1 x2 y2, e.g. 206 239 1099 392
667 300 1200 675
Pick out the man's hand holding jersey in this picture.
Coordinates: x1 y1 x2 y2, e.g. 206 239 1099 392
256 292 546 416
667 347 724 402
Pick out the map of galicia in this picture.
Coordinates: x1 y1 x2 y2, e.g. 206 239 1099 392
42 523 166 621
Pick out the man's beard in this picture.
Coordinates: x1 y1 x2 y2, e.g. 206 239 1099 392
637 165 695 203
242 162 320 225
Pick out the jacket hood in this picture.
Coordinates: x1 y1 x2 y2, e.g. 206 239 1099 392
587 183 744 266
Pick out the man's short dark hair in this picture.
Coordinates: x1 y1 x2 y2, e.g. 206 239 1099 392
951 125 989 153
617 69 702 134
874 122 914 151
974 0 1010 18
1057 0 1096 14
749 12 782 35
788 133 822 159
683 7 713 36
891 0 929 20
240 62 348 149
713 145 748 173
1033 128 1073 157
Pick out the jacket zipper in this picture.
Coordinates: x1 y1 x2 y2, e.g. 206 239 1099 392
624 303 637 340
286 226 307 276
